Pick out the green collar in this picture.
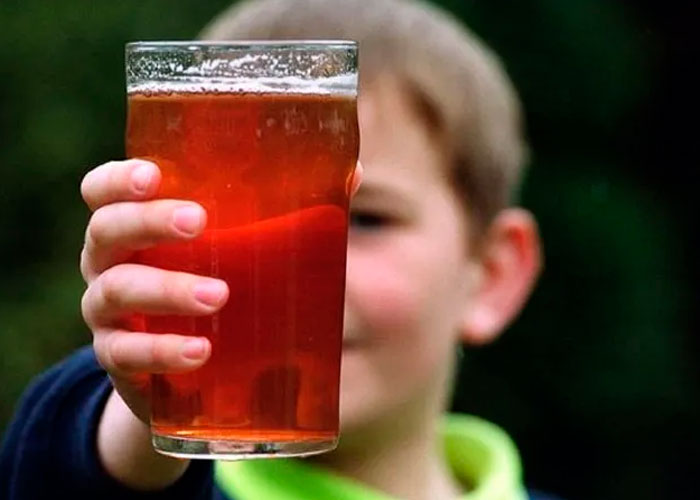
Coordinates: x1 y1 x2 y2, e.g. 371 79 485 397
215 415 527 500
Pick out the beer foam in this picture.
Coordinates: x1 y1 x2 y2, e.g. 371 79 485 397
128 73 357 96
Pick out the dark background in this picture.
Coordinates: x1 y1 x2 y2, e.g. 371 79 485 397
0 1 697 498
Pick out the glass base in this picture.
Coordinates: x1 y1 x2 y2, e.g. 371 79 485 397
152 433 338 460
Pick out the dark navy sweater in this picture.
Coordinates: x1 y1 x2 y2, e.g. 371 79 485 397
0 346 560 499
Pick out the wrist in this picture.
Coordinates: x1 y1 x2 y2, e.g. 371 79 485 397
97 389 190 491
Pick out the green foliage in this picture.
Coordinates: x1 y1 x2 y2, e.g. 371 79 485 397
0 0 234 437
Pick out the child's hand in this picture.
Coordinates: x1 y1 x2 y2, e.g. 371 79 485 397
80 158 362 422
80 159 229 424
78 159 360 489
79 159 229 489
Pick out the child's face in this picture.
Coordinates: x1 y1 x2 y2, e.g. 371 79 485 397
339 77 479 434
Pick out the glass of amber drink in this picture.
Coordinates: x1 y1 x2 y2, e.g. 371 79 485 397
125 41 358 459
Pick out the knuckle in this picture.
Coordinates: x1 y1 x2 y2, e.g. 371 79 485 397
79 247 92 283
140 201 169 237
97 269 125 310
81 287 95 327
149 337 171 371
136 203 154 235
105 161 125 192
159 272 184 305
107 335 133 374
93 334 115 372
86 208 110 249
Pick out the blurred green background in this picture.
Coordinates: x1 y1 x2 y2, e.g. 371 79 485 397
0 1 697 498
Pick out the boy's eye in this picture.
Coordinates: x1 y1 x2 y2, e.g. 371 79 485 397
349 210 390 230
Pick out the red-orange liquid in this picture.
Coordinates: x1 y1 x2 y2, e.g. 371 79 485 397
126 91 358 443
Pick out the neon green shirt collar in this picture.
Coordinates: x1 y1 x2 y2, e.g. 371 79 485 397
215 415 528 500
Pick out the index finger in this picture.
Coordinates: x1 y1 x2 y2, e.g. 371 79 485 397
81 159 161 211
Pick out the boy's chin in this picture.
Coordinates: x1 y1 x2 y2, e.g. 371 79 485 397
338 350 391 436
338 394 406 447
338 400 381 438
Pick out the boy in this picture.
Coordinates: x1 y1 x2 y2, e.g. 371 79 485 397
1 0 546 498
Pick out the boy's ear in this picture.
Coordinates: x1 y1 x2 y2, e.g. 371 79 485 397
460 208 542 346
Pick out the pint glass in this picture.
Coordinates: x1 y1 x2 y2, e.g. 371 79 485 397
125 41 359 459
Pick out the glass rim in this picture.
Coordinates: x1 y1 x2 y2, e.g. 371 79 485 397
126 40 357 51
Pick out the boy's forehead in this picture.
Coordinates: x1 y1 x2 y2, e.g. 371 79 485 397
358 74 411 123
357 168 419 200
358 77 451 196
357 146 451 210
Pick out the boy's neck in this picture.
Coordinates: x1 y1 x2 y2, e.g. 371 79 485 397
310 372 463 499
316 428 462 500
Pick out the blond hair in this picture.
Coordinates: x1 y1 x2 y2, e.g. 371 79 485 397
201 0 528 229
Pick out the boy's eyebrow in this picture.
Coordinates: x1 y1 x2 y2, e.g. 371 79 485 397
352 182 417 212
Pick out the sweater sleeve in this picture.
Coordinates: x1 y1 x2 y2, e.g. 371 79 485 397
0 345 217 500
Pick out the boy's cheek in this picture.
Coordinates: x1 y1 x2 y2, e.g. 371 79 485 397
343 247 459 423
346 249 424 342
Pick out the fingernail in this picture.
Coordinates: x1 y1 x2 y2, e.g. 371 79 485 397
172 205 204 236
181 338 207 360
193 280 227 307
131 164 153 194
